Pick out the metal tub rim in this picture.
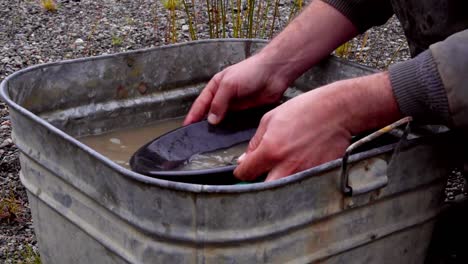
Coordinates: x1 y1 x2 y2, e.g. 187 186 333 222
0 39 391 194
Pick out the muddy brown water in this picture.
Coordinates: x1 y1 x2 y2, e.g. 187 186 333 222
80 117 248 171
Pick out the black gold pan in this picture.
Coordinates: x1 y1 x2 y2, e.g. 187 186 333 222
130 105 276 185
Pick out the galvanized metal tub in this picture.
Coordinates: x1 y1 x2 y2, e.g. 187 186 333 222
0 39 455 263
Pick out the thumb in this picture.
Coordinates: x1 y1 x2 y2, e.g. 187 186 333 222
234 117 272 181
234 144 275 181
237 113 269 164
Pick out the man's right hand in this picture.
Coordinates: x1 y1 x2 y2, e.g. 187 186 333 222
183 54 289 126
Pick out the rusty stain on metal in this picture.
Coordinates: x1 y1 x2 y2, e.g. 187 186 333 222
126 57 135 68
345 198 355 208
370 190 381 202
116 85 128 99
137 82 148 95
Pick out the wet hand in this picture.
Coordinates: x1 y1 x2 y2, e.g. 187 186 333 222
234 84 352 182
183 54 288 126
234 72 401 182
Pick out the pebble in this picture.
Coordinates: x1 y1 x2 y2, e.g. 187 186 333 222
109 138 121 144
74 38 84 46
0 138 13 148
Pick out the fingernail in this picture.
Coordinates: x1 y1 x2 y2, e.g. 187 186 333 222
208 113 219 124
237 153 246 163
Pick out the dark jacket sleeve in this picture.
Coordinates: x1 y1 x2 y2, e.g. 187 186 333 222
322 0 394 32
389 29 468 128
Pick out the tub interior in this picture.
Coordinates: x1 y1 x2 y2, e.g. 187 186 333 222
5 41 377 138
4 40 402 178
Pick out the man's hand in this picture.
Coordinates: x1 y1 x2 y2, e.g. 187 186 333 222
184 0 359 126
234 72 402 181
183 54 288 125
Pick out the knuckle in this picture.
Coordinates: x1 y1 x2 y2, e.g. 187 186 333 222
210 100 224 112
219 78 235 91
260 137 282 161
248 136 260 151
262 136 286 162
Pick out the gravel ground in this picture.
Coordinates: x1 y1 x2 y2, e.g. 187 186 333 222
0 0 446 263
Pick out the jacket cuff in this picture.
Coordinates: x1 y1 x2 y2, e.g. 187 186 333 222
389 50 452 125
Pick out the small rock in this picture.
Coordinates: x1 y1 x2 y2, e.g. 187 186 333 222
1 120 11 126
1 57 10 63
0 138 13 148
110 138 121 144
182 25 189 32
74 38 84 46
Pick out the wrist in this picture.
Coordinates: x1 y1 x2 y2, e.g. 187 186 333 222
335 72 403 134
255 48 302 87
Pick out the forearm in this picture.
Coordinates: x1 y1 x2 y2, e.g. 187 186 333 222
257 0 358 85
325 72 402 134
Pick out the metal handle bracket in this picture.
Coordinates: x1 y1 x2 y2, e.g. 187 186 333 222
340 117 413 196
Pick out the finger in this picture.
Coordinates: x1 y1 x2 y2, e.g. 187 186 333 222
265 162 295 182
234 145 276 181
237 115 268 166
207 81 236 125
246 114 269 154
183 74 221 125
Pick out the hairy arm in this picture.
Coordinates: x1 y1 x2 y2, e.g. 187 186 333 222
254 0 359 86
183 0 360 125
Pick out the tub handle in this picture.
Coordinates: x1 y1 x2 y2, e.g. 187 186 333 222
340 117 413 196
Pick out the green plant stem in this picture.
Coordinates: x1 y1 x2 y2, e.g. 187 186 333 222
230 0 237 37
247 0 255 38
356 32 369 61
212 0 219 38
236 0 242 37
253 0 263 37
171 6 177 43
220 0 226 38
182 0 197 40
287 1 296 23
260 0 271 38
191 0 198 26
241 0 251 38
206 0 214 38
269 0 280 39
